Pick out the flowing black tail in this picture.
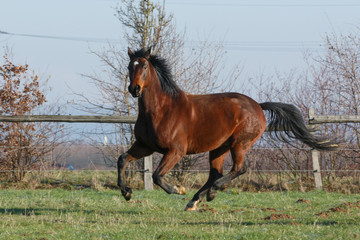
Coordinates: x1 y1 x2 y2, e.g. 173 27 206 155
260 102 339 151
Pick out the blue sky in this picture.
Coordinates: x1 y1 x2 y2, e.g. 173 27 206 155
1 0 360 106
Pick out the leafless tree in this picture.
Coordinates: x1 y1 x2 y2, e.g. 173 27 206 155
246 30 360 189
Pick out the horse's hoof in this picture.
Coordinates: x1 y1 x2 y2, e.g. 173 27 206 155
124 192 132 201
121 187 133 201
184 200 200 211
206 189 217 202
175 185 186 195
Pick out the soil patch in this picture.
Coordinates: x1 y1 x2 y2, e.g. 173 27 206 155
198 204 217 213
328 206 348 212
341 202 360 208
262 214 294 220
296 199 310 203
315 212 330 218
261 207 278 212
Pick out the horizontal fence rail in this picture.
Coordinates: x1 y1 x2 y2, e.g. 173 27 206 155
0 115 137 123
0 113 358 124
308 109 360 124
309 115 360 124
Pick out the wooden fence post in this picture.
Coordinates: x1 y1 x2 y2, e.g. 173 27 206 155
144 155 153 190
309 108 323 189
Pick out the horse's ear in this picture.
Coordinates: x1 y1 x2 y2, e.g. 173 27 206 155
128 48 134 59
145 47 151 59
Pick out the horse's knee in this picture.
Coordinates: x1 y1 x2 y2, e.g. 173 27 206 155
117 153 129 169
117 153 130 188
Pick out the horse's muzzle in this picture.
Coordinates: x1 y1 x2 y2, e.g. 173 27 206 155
128 84 141 98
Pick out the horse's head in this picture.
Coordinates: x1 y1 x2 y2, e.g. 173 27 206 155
127 47 152 98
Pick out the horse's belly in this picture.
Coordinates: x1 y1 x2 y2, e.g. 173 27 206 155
187 128 233 154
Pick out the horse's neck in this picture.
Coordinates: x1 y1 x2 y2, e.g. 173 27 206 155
138 68 185 120
138 86 172 116
137 75 169 116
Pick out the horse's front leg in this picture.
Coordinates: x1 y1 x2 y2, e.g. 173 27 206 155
117 152 136 200
117 142 153 201
152 149 186 195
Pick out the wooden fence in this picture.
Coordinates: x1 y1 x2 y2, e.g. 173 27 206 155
0 109 360 190
308 109 360 189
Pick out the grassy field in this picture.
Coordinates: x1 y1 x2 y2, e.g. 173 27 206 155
0 188 359 240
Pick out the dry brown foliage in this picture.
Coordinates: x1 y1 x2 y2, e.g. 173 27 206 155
0 54 66 181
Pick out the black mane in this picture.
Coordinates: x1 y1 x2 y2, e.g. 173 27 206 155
133 48 181 97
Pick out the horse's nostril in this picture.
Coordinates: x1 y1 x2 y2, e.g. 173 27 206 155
128 84 141 97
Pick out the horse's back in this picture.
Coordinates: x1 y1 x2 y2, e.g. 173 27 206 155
189 92 264 122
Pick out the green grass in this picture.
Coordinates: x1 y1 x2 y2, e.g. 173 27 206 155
0 189 359 239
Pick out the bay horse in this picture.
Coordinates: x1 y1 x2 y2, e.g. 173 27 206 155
118 47 338 211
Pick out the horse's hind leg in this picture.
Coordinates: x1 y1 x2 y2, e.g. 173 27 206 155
208 144 248 197
185 147 228 211
152 149 187 195
118 141 153 201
